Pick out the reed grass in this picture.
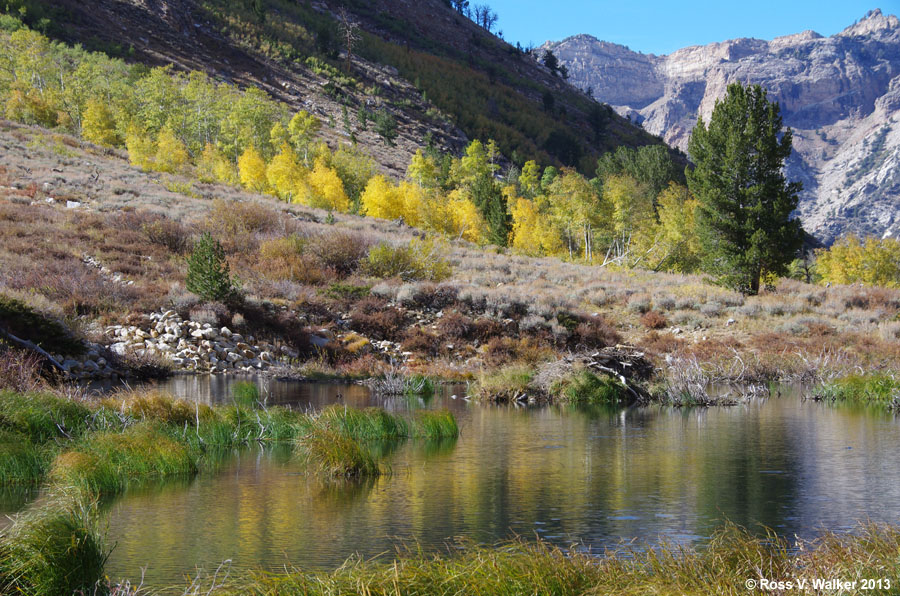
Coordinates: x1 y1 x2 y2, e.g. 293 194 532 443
314 404 411 440
412 410 459 439
0 430 52 485
814 373 900 410
99 388 209 426
232 381 261 409
49 423 197 494
553 370 629 405
472 365 535 402
0 487 106 596
0 390 91 442
176 523 900 595
299 428 381 478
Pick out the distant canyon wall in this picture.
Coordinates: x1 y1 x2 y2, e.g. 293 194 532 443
544 9 900 244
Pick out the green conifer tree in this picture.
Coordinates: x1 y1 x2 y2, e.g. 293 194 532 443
686 83 804 294
186 233 239 303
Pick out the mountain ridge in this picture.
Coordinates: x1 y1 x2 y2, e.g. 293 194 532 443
545 8 900 244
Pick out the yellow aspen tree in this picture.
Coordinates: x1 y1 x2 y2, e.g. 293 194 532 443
125 126 156 171
447 192 486 244
301 155 349 212
817 235 900 287
81 98 118 147
197 143 238 185
361 175 403 220
653 183 701 272
266 143 306 200
288 110 321 166
518 160 541 198
269 121 289 149
396 181 426 227
154 127 190 174
510 197 563 256
238 145 269 192
406 149 441 189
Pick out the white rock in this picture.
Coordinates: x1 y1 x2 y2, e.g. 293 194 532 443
225 352 242 363
191 329 206 338
220 327 232 338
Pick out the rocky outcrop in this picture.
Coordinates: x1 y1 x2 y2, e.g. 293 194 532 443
545 9 900 244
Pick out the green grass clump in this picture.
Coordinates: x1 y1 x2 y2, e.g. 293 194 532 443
49 423 197 494
554 370 629 405
300 428 380 478
316 404 410 440
99 389 207 426
413 410 459 440
0 488 106 596
0 430 52 485
814 373 900 409
0 390 91 442
472 365 534 403
232 381 261 409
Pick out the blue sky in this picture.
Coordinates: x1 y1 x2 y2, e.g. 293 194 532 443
483 1 900 55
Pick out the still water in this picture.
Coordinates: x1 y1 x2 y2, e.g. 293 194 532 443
84 378 900 586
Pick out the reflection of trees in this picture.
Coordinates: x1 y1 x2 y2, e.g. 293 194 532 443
105 397 900 587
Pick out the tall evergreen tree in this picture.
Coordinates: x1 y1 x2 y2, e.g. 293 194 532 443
686 83 803 295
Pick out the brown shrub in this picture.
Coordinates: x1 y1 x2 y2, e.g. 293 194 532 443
188 302 230 326
638 331 685 356
401 327 442 357
640 310 668 330
418 284 459 309
570 316 620 350
258 236 328 285
307 231 372 277
472 318 506 342
0 349 45 392
437 312 474 340
483 336 550 367
349 297 407 341
141 217 192 254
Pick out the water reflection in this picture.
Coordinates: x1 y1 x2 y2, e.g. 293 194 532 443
95 384 900 588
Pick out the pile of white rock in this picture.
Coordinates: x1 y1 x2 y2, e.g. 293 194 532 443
105 310 297 374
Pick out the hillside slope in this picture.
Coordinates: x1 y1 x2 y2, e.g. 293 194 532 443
11 0 675 176
545 9 900 244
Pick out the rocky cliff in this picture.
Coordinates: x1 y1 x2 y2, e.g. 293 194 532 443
544 9 900 244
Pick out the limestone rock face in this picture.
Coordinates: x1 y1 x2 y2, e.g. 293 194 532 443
545 9 900 244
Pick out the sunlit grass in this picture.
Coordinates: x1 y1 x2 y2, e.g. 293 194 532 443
0 390 91 442
553 370 628 405
413 410 458 439
314 404 410 440
814 373 900 409
299 428 381 478
182 523 900 595
0 487 106 596
49 423 197 494
472 365 534 402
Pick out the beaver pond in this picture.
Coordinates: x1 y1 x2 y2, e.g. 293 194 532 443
5 376 900 589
